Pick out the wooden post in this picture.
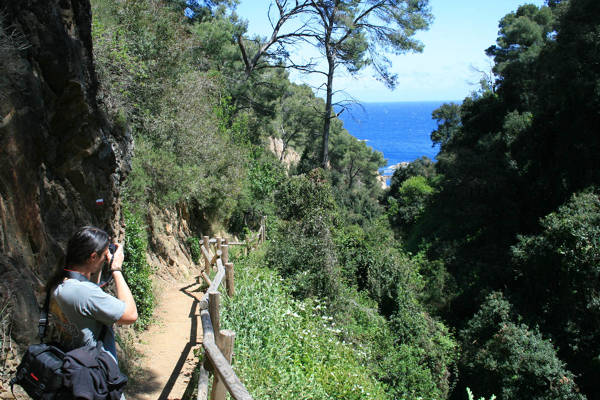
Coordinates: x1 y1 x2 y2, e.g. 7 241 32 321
216 236 222 253
209 291 222 400
208 291 221 341
261 216 266 243
202 236 210 273
201 271 212 286
210 330 236 400
222 244 229 265
197 364 209 400
225 262 234 297
200 310 252 400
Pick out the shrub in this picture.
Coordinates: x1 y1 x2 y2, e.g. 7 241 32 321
186 237 201 264
220 251 389 399
266 170 341 299
460 292 585 400
388 175 435 232
228 151 286 235
511 189 600 395
122 206 155 330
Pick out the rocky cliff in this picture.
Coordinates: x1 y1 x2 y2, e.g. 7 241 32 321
0 0 131 347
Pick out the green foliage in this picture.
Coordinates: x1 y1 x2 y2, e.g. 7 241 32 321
333 220 457 398
228 150 286 234
466 387 496 400
460 292 585 399
334 218 418 316
511 190 600 391
266 213 340 299
412 250 454 314
389 273 457 399
388 156 437 197
405 2 600 397
486 4 555 76
388 176 434 233
274 169 337 223
220 251 389 399
274 83 323 155
266 170 341 299
246 152 287 202
431 103 462 147
328 128 386 226
122 206 155 331
333 285 456 400
186 237 201 264
88 3 458 398
92 0 246 217
296 117 386 227
330 131 386 190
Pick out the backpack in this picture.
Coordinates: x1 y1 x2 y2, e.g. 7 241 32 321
10 271 127 400
10 343 70 399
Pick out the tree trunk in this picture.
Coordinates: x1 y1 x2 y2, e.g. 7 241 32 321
321 55 335 169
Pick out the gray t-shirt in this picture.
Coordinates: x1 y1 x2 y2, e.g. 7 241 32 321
52 279 126 361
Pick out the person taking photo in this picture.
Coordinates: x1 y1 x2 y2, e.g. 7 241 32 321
46 226 137 391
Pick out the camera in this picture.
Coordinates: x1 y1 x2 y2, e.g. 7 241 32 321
108 243 117 254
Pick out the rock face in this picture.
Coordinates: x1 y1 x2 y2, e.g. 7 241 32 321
0 0 131 345
268 136 300 170
146 204 196 282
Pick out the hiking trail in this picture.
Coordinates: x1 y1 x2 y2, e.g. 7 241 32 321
127 277 204 400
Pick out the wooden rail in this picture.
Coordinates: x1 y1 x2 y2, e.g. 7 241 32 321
227 217 266 253
197 236 253 400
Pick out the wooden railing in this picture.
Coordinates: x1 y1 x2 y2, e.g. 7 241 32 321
196 236 252 400
227 216 266 253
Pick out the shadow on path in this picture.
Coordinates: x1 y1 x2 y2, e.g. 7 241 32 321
156 282 202 400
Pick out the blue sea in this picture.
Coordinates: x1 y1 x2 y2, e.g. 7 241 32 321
337 101 450 176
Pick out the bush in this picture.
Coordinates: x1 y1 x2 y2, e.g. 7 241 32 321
460 292 585 400
122 206 155 330
186 237 201 264
266 170 341 299
329 284 456 400
220 251 389 399
228 151 286 235
388 175 435 233
511 189 600 395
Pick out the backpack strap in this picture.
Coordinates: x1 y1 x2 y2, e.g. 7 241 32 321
97 324 108 349
42 270 111 345
38 288 52 342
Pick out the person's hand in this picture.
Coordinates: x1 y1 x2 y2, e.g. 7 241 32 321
111 243 125 272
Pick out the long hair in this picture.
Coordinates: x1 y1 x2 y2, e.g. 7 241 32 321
46 226 110 292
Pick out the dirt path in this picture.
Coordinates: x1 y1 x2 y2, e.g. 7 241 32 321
127 279 205 400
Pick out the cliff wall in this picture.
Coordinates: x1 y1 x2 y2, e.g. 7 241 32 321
0 0 131 345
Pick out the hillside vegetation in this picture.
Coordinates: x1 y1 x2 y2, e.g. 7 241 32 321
88 0 600 399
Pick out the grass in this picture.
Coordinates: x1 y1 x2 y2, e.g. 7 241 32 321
219 248 390 399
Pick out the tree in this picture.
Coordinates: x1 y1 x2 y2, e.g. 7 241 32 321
167 0 239 22
237 0 432 167
484 4 555 109
512 190 600 396
431 103 461 148
275 83 323 161
460 292 585 400
267 169 342 299
388 175 434 232
388 155 436 194
330 132 385 190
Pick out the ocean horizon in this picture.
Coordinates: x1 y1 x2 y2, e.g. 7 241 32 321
337 100 458 176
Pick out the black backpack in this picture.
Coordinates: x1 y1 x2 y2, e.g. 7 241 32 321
10 271 127 400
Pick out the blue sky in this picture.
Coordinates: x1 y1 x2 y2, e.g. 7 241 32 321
235 0 546 102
